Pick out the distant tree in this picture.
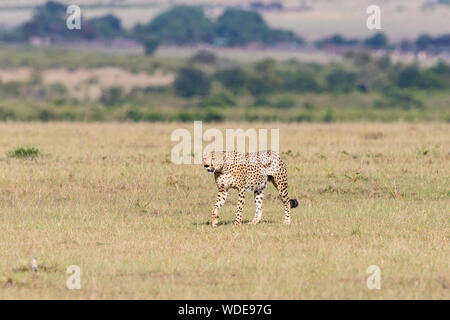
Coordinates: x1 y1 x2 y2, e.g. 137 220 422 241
416 34 433 51
100 87 123 106
397 65 447 89
415 34 450 52
36 0 66 18
431 60 450 75
424 34 450 52
142 37 160 56
344 51 372 66
396 66 422 88
135 6 215 44
174 67 211 97
400 39 415 52
215 67 247 93
199 92 236 108
326 70 357 92
21 1 67 39
247 59 281 96
427 61 450 88
189 50 217 64
215 8 300 45
376 87 424 109
430 34 450 51
19 1 122 40
376 55 391 70
364 32 388 49
315 34 360 47
204 108 224 122
215 9 266 45
89 14 122 39
281 71 320 92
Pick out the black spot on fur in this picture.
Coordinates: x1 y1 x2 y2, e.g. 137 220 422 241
289 199 299 208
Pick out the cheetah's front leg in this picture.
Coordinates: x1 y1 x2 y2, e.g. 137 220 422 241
234 189 246 226
211 188 228 227
248 190 264 225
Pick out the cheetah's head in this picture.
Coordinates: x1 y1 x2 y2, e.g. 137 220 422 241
203 152 224 173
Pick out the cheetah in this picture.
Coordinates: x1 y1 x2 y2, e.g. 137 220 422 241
202 150 299 227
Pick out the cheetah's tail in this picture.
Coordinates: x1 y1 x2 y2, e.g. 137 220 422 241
289 199 299 209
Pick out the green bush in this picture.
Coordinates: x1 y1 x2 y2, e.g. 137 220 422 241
322 109 336 122
0 81 23 97
142 37 160 56
199 92 236 108
204 108 224 122
38 109 57 122
125 109 165 122
247 59 281 96
100 87 124 106
174 67 211 97
190 50 216 64
396 66 424 88
7 147 42 159
176 111 200 122
145 112 165 122
215 67 247 93
296 113 313 122
253 95 271 107
281 71 321 92
0 106 16 120
326 70 357 93
375 88 424 109
125 108 145 122
273 95 295 108
395 65 448 89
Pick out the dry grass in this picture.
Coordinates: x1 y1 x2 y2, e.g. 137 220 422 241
0 122 448 299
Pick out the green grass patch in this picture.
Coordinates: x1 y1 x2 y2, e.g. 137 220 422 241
7 147 43 159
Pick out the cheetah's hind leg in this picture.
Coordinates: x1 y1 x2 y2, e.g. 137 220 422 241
269 172 295 225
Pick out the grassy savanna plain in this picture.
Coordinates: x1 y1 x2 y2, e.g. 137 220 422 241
0 122 448 299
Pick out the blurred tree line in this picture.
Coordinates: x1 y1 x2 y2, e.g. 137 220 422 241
174 51 450 100
2 1 449 54
316 33 450 53
0 48 449 122
3 1 123 41
0 1 449 122
0 2 301 51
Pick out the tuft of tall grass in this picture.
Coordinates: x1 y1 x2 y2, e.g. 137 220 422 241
7 147 42 159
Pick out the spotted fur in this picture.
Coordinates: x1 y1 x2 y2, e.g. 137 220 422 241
203 150 299 227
